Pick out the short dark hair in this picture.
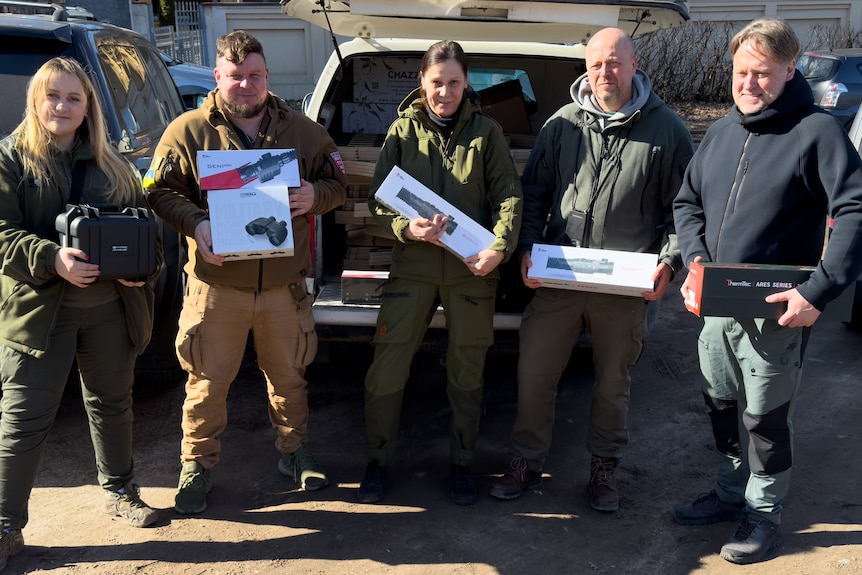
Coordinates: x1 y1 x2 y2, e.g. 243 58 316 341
217 30 265 65
420 40 469 77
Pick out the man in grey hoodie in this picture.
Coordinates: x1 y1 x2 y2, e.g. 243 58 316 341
489 27 693 511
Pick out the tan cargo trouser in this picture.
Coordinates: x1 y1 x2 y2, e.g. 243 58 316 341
176 276 318 468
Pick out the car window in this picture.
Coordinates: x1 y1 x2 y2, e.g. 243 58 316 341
797 55 839 81
0 37 73 138
333 56 544 144
96 35 183 148
469 68 536 105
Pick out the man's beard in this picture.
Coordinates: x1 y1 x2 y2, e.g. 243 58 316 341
223 98 266 119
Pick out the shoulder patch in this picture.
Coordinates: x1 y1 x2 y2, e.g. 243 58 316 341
330 151 345 174
142 169 156 190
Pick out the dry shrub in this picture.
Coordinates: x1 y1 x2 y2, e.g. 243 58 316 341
634 21 862 105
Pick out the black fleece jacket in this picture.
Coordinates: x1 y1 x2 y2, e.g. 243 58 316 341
674 73 862 312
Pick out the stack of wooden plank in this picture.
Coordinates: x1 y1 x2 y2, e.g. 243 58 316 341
336 156 394 271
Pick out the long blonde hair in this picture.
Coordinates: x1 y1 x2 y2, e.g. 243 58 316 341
12 57 137 205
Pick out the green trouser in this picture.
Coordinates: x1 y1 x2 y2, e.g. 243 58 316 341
0 300 136 530
364 276 496 467
511 288 647 470
698 317 805 525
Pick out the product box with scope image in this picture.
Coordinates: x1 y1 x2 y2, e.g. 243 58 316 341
527 243 658 297
373 166 496 260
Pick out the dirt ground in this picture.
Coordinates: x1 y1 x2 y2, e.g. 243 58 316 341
8 102 862 574
8 273 862 575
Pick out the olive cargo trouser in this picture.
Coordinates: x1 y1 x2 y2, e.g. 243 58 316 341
0 300 136 529
698 317 805 524
510 288 647 469
364 276 496 467
176 276 318 468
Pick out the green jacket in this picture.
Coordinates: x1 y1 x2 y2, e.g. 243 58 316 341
0 135 157 357
145 90 348 290
369 88 522 284
520 70 693 274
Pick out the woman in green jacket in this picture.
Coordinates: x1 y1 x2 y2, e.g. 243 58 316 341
359 40 522 506
0 57 160 572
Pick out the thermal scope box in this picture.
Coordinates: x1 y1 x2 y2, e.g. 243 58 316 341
528 244 658 297
206 185 295 260
683 261 854 321
341 270 390 304
55 204 158 281
197 149 299 190
374 166 496 260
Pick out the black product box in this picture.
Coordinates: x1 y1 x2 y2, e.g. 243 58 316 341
55 204 159 281
341 270 389 304
683 262 854 321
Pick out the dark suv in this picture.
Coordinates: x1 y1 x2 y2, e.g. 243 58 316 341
797 49 862 129
0 2 187 384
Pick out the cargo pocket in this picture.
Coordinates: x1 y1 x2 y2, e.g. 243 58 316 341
371 283 421 346
448 280 496 347
175 281 206 373
176 322 203 374
293 300 318 368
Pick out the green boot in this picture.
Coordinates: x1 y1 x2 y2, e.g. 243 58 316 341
278 445 329 491
174 461 211 514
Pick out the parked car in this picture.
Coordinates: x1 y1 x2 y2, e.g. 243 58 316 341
0 1 187 384
281 0 690 344
797 49 862 129
161 52 215 110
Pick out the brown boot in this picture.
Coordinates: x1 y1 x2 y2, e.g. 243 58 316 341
589 455 619 512
489 457 542 500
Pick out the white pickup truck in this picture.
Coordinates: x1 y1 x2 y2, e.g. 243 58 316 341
281 0 690 343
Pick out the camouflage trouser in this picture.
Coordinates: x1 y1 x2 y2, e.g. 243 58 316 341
176 276 317 468
364 276 496 467
698 316 806 525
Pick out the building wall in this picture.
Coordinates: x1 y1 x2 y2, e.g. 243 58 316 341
198 1 862 102
686 0 862 44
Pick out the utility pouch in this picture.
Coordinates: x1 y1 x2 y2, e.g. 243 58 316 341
565 209 587 247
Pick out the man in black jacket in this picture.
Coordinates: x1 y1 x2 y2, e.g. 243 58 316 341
673 18 862 565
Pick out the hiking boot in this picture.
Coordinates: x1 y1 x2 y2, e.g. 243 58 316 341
174 461 211 515
0 528 24 573
104 483 158 528
278 444 329 491
589 455 619 512
357 462 387 503
450 464 478 506
673 490 745 525
489 457 542 500
720 513 783 564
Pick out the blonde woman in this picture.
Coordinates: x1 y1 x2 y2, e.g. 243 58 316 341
0 57 161 572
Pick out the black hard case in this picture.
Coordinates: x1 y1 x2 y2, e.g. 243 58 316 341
55 204 158 280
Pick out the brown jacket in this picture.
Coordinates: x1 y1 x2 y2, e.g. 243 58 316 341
145 90 347 289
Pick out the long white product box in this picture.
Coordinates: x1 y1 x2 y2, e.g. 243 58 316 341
373 165 495 259
528 244 657 297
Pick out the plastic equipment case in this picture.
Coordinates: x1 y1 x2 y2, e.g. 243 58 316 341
55 204 159 281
